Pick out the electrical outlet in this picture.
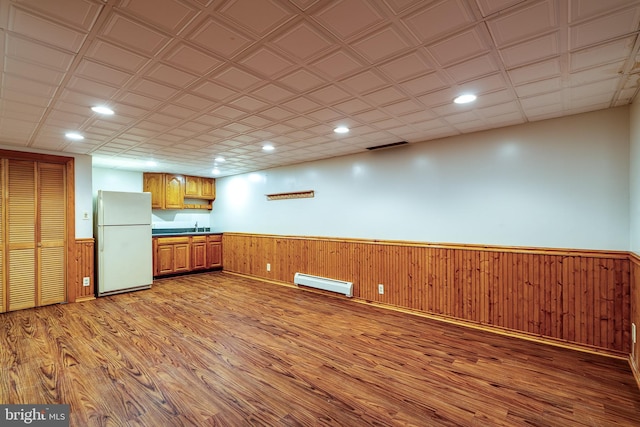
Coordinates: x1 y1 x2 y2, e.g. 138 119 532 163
82 211 90 220
378 284 384 294
267 263 271 272
82 277 90 287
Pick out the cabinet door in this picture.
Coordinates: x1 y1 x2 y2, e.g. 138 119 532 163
143 173 165 209
207 239 222 268
173 243 190 272
201 178 215 199
165 174 184 209
157 245 175 275
185 176 201 197
191 241 207 270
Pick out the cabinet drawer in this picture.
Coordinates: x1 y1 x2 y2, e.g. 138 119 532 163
157 236 190 245
207 234 222 242
191 235 207 243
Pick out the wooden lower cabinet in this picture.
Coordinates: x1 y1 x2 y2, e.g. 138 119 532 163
207 235 222 268
155 236 190 276
154 234 222 277
191 236 207 270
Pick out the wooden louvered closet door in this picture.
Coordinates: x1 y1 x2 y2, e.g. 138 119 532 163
4 159 66 311
38 163 66 306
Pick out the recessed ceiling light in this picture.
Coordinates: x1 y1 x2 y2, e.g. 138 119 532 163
262 144 274 151
65 132 84 140
212 168 221 175
91 106 114 115
453 94 477 104
334 126 349 134
214 156 225 162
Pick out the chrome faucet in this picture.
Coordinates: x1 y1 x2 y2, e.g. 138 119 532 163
195 221 198 232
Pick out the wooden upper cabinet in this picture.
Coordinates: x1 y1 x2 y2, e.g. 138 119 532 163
165 174 184 209
143 173 165 209
184 175 201 197
201 178 215 199
144 172 213 209
185 175 215 200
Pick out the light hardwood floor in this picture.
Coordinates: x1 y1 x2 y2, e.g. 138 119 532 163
1 271 639 426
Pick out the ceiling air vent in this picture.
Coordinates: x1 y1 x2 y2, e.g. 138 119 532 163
366 141 409 151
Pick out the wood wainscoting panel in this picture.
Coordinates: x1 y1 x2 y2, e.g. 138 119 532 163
73 238 95 302
223 233 631 354
630 254 640 388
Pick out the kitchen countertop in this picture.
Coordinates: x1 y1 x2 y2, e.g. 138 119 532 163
152 228 222 237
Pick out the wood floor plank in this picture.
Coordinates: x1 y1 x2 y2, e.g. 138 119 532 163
1 271 639 426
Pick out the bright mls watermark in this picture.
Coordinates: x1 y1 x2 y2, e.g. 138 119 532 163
1 405 69 426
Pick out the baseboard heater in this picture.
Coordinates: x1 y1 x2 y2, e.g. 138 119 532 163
294 273 353 297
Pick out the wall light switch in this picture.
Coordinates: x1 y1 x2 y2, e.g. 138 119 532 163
266 263 271 272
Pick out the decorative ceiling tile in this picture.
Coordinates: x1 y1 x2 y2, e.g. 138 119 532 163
187 17 253 58
129 78 180 100
271 22 334 60
282 96 322 113
308 85 351 104
486 0 557 47
403 0 474 43
445 55 500 83
351 26 412 63
219 0 295 36
428 27 491 67
230 96 269 112
4 57 66 86
377 51 433 81
85 40 150 73
145 63 198 88
14 0 103 30
238 47 296 78
310 50 365 79
475 0 525 17
508 58 561 85
569 0 640 22
315 0 385 40
212 66 264 91
75 59 133 87
162 43 224 75
399 72 449 96
5 34 75 70
278 69 325 91
173 93 216 111
252 84 296 103
570 37 634 71
362 86 406 105
340 70 389 94
569 6 640 49
65 76 121 99
499 32 559 68
9 7 87 52
118 0 199 33
100 12 171 56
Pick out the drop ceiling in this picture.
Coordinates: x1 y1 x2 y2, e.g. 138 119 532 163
0 0 639 177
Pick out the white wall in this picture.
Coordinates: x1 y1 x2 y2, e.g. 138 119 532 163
212 107 630 251
630 101 640 255
92 168 143 193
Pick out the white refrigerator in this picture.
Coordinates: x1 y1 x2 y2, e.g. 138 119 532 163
96 190 153 297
